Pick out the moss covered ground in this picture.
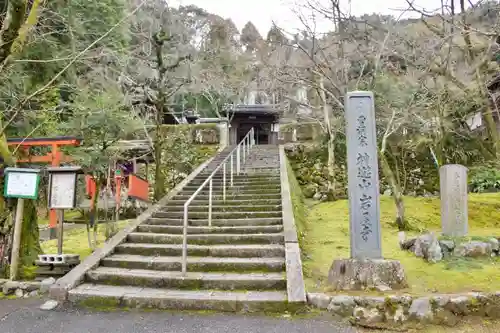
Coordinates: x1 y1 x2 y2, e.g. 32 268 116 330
41 220 130 260
301 194 500 296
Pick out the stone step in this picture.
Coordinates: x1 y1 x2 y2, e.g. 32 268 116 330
178 188 281 196
172 193 281 201
127 232 285 245
101 254 285 272
115 243 286 257
166 199 282 206
68 284 288 312
143 217 283 227
193 174 280 180
152 211 282 219
136 224 283 235
86 267 286 290
160 205 282 213
188 180 281 186
182 184 281 191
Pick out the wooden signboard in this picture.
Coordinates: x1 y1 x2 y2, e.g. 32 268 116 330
3 168 41 199
49 173 77 209
47 166 82 209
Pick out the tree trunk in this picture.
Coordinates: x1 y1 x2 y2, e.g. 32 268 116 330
326 133 336 200
153 35 166 202
153 126 165 201
0 1 45 278
380 151 409 230
88 179 100 250
318 76 336 200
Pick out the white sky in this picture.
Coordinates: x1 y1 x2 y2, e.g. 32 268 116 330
169 0 446 35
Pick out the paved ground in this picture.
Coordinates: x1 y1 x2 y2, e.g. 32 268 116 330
0 299 357 333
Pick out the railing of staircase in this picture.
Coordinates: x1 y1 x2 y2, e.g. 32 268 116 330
181 128 255 275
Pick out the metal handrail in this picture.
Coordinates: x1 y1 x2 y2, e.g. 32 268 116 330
181 128 255 275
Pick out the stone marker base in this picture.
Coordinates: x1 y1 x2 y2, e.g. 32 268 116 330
328 258 407 291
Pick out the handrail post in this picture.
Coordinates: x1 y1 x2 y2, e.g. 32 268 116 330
247 135 250 156
230 153 234 187
208 179 213 227
182 204 188 275
223 162 226 202
236 145 240 175
242 139 246 161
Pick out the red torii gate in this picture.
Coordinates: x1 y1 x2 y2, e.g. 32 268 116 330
7 136 82 239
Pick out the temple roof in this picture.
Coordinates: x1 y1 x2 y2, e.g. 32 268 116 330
223 104 282 116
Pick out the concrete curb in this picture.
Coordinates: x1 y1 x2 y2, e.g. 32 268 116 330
49 155 216 301
279 145 306 304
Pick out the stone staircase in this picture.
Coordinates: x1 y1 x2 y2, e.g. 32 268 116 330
64 144 303 312
242 144 280 174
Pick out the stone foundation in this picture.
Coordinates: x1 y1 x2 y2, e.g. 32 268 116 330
307 291 500 328
328 259 407 291
1 278 55 298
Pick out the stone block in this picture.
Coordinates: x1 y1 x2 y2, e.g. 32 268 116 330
408 297 434 323
327 295 355 316
40 277 56 294
352 306 384 326
488 238 499 253
40 300 59 311
453 241 492 257
284 242 306 303
306 293 331 309
328 258 407 291
413 233 443 263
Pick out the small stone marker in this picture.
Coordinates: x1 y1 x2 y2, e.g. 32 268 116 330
345 91 382 259
328 91 407 291
439 164 468 237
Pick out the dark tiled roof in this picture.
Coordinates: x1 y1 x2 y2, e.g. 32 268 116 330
223 104 281 115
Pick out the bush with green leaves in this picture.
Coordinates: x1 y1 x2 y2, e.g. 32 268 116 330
469 165 500 193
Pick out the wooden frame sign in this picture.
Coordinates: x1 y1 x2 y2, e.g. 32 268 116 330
47 166 82 209
3 168 41 199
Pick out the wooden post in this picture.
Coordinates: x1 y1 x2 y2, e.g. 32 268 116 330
132 158 137 173
10 198 25 280
57 209 64 255
49 144 62 240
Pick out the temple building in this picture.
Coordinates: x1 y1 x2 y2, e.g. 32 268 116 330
222 104 282 145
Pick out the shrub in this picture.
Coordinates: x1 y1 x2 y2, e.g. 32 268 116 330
469 165 500 193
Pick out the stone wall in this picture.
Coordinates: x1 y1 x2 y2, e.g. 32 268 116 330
308 292 500 328
1 278 55 298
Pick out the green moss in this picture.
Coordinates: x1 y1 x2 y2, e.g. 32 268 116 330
0 292 19 300
78 296 122 309
41 220 130 260
286 158 307 242
384 297 398 315
303 194 500 296
19 199 42 280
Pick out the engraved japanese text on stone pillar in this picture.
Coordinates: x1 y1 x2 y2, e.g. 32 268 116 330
439 164 468 237
345 91 382 259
